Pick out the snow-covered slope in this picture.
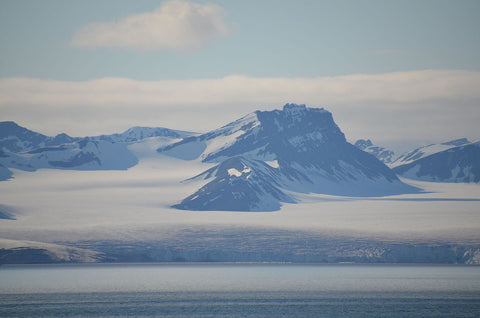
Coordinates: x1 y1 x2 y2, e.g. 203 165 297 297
0 139 138 171
175 156 295 211
162 104 417 211
394 141 480 183
391 138 471 168
94 126 195 143
1 142 479 264
354 139 395 164
0 122 195 175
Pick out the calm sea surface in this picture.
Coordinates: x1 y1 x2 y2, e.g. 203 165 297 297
1 263 479 317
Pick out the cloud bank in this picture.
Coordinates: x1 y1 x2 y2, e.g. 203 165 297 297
70 0 230 51
1 70 479 151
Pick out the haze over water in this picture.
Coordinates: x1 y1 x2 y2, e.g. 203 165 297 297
1 264 479 317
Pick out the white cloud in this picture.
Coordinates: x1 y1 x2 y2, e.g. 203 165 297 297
70 0 230 51
1 70 479 152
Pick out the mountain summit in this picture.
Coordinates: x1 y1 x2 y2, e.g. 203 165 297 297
354 139 395 164
160 104 417 211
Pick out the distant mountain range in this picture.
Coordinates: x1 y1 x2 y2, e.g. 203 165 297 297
354 138 480 183
1 104 478 211
0 121 194 178
393 141 480 183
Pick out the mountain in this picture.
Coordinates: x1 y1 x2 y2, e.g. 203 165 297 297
0 122 193 174
354 139 395 164
394 141 480 183
1 138 138 171
174 156 295 212
353 137 479 183
390 138 471 168
161 104 417 211
93 126 195 143
0 121 194 153
0 121 78 153
0 121 48 153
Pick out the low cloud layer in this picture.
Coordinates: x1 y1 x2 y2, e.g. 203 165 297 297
1 70 479 151
70 0 230 51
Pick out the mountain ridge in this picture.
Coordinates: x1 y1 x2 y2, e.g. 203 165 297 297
391 138 472 168
0 121 194 177
354 139 396 165
166 104 418 211
393 141 480 182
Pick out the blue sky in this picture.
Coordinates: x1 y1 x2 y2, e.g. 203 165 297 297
1 0 479 151
2 0 479 80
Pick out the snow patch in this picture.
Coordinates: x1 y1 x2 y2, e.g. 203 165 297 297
265 160 279 168
227 168 242 177
227 165 251 177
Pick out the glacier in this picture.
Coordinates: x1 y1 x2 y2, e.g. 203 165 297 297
0 105 479 264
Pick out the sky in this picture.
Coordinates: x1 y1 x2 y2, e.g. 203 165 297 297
1 0 480 152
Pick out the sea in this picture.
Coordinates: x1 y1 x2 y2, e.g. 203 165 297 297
0 263 479 317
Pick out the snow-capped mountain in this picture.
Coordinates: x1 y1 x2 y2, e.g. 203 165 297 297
93 126 195 143
161 104 417 211
174 156 295 211
354 139 396 164
394 141 480 183
0 121 194 154
1 138 138 171
0 121 78 153
353 138 479 183
390 138 471 168
0 122 192 174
